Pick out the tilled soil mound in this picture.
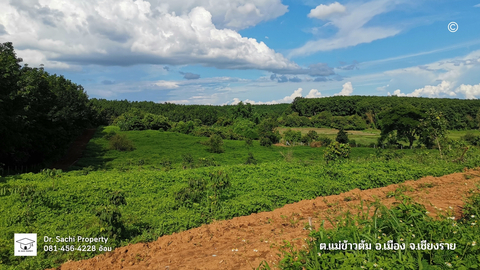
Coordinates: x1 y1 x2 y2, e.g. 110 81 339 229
53 168 480 270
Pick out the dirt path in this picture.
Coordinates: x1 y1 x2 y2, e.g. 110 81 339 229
53 168 480 270
50 128 97 170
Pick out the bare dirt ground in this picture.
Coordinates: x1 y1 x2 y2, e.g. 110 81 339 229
49 128 97 170
52 168 480 270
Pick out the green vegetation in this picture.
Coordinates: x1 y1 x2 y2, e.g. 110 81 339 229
324 142 351 163
291 95 480 130
2 127 480 269
0 42 96 168
262 189 480 270
336 128 349 144
108 134 135 151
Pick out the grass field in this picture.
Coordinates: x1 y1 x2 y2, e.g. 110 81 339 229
2 126 480 269
72 126 382 171
277 127 480 146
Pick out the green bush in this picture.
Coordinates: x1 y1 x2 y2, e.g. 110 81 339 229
283 129 302 143
245 152 257 165
232 119 259 139
113 108 146 131
324 142 350 163
103 130 117 140
260 137 273 147
335 128 349 144
108 134 135 151
318 136 332 146
198 157 218 167
159 158 173 171
172 121 195 134
202 134 224 153
245 137 253 147
143 113 171 131
258 118 281 146
462 133 480 146
182 153 195 169
302 130 319 144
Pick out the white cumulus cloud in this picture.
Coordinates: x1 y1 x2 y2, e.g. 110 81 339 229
335 82 353 96
306 89 322 98
0 0 296 72
455 83 480 99
228 87 322 105
308 2 346 20
388 81 456 97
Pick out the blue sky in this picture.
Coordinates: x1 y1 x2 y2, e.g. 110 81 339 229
1 0 480 104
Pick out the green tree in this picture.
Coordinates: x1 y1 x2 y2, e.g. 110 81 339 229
379 105 425 147
283 129 302 143
302 130 319 144
203 134 224 153
335 128 349 144
418 109 448 158
257 118 281 147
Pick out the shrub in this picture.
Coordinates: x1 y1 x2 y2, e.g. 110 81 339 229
324 141 350 163
182 153 195 169
283 129 302 143
108 134 135 151
244 137 253 147
462 133 480 146
245 152 257 165
174 178 207 207
202 134 224 153
159 158 172 171
103 130 117 140
318 136 332 146
172 121 195 134
143 113 170 131
335 128 349 144
198 157 218 167
232 119 259 139
260 137 272 147
113 108 146 131
258 118 281 146
302 130 319 144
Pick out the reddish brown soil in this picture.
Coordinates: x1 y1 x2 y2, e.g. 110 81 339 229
52 168 480 270
273 143 289 147
50 128 97 170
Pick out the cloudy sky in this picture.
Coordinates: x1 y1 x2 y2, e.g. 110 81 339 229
1 0 480 104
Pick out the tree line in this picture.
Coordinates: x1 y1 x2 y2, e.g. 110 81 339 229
0 42 96 168
291 96 480 130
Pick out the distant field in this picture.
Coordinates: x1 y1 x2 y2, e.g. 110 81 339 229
277 127 480 146
277 127 381 146
73 126 380 171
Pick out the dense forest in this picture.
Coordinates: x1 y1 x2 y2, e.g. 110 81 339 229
2 41 480 169
291 96 480 130
0 42 96 168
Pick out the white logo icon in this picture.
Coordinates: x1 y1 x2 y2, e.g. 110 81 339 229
448 22 458 33
14 233 37 256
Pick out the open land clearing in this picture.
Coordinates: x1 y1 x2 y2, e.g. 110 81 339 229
53 169 480 270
